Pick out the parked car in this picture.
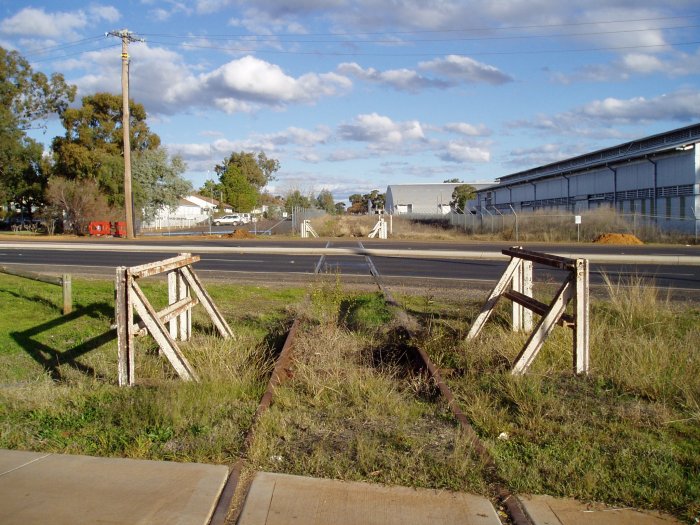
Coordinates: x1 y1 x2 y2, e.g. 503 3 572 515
213 214 244 226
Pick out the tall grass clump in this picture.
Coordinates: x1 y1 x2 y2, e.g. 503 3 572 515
248 284 488 493
416 282 700 521
594 274 700 407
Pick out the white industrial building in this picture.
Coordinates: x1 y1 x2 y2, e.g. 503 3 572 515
475 124 700 235
385 183 494 215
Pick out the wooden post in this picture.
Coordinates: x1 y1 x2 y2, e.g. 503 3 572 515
115 267 135 386
168 270 178 340
522 260 533 331
467 257 521 340
177 269 191 341
130 281 198 382
511 277 574 375
114 253 232 385
512 259 523 332
62 274 72 315
180 265 233 338
574 258 590 375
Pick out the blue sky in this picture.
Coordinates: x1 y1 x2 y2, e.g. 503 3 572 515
2 1 700 202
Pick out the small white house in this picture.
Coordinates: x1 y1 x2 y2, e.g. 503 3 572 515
141 194 231 230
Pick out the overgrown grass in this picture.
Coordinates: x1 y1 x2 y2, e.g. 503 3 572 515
1 271 698 520
248 278 488 493
412 276 700 521
0 273 304 463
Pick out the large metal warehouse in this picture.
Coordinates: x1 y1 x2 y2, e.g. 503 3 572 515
386 183 493 215
475 123 700 235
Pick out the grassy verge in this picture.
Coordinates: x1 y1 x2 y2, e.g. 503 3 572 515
1 272 698 520
0 273 304 463
407 277 700 521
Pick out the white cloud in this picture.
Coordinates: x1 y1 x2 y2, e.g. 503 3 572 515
580 90 700 123
338 113 425 147
0 8 87 38
553 49 700 84
0 6 120 39
337 62 450 92
506 143 581 167
264 126 332 146
419 55 513 85
510 88 700 138
443 122 491 136
439 142 491 163
67 46 351 115
201 56 351 110
88 5 120 23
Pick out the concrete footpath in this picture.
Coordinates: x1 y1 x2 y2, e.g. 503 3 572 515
0 449 228 525
0 449 685 525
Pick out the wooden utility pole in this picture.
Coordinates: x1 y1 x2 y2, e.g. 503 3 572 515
108 29 143 239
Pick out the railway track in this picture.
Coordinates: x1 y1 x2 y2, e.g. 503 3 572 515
210 241 531 525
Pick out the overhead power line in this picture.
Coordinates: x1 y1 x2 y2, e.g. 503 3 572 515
146 39 700 58
141 23 700 45
139 12 700 38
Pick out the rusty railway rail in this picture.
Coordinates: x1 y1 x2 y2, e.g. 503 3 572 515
362 242 533 525
209 242 332 525
210 241 532 525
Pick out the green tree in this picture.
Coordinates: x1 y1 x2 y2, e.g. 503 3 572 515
200 179 223 208
316 189 336 214
347 193 366 214
365 189 385 211
221 167 258 212
51 92 160 206
443 178 461 183
347 190 385 214
214 151 279 189
0 47 76 214
284 189 312 213
450 184 476 212
132 149 192 223
334 202 346 215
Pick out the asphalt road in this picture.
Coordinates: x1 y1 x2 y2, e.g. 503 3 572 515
1 238 699 293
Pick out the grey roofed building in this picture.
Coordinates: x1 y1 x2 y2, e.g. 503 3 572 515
474 123 700 235
386 183 494 215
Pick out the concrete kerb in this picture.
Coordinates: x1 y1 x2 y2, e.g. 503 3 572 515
2 242 699 266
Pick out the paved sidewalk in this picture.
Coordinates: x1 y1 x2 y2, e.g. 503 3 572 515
0 449 686 525
236 471 501 525
518 494 684 525
0 449 228 525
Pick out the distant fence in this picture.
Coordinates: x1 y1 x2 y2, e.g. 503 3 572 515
0 266 72 314
442 209 699 242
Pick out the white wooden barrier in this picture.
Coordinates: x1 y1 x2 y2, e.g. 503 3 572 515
368 217 387 239
300 219 318 238
466 247 590 375
115 253 233 386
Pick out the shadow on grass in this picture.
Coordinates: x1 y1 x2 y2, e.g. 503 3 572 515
10 302 115 382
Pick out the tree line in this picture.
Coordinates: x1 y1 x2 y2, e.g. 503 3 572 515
2 46 470 234
1 47 197 234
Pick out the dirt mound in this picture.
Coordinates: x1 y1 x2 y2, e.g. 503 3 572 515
593 233 643 245
226 229 254 239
